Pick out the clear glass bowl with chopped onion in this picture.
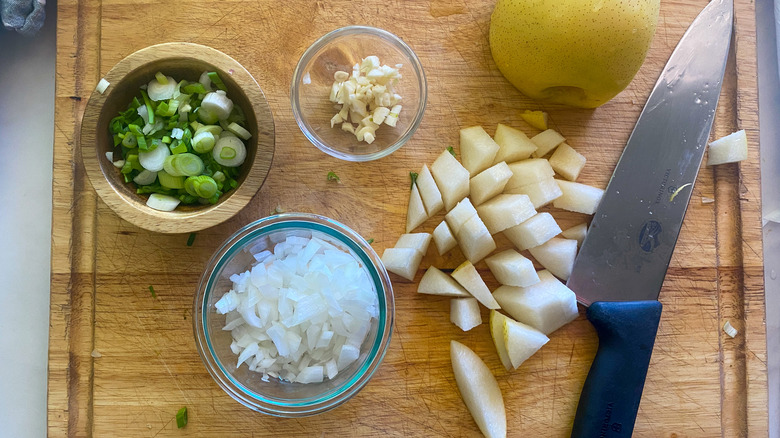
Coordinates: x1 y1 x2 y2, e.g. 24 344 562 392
291 26 427 161
194 213 394 416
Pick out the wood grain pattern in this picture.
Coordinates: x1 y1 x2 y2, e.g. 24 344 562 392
79 42 275 233
49 0 767 436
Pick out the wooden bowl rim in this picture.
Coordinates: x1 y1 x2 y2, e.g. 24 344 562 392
80 42 275 234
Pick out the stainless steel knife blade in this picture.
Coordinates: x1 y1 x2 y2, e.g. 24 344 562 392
567 0 734 306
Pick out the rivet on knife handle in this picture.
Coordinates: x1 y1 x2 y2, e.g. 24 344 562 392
570 301 663 438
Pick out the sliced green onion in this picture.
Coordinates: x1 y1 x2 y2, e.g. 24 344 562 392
172 153 205 176
155 72 168 85
112 134 122 147
184 175 218 199
148 285 157 298
192 131 216 153
227 122 251 140
169 141 187 155
122 134 137 147
207 71 227 91
158 170 185 189
140 90 155 124
195 124 222 137
367 238 375 244
136 135 148 151
186 233 197 247
162 135 171 144
212 171 225 182
163 155 182 176
182 83 207 95
327 171 340 182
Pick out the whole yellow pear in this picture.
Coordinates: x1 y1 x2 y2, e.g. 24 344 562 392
489 0 660 108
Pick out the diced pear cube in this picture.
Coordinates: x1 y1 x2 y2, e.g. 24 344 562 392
707 129 748 166
548 143 586 181
493 270 579 335
492 123 538 164
504 315 549 369
452 261 500 309
381 247 423 281
456 214 496 264
485 249 540 287
432 221 458 255
553 180 604 214
450 298 482 331
444 198 478 235
531 129 565 157
505 159 555 190
460 126 500 175
528 238 578 281
418 266 470 297
406 184 428 233
504 212 561 251
505 177 562 208
430 150 470 211
561 223 588 247
470 161 513 205
521 110 548 130
417 164 444 216
395 233 432 255
476 194 537 234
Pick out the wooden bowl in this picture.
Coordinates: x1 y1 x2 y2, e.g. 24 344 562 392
80 42 275 233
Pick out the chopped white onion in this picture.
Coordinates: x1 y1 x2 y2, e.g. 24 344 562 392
723 320 738 338
215 232 379 383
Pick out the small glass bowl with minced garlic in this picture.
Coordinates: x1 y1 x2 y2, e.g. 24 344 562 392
291 26 427 162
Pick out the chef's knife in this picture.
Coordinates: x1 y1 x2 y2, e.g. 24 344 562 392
566 0 733 436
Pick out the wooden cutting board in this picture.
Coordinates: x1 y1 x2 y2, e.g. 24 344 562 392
49 0 767 436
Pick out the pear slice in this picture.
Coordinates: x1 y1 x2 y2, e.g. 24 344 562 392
456 214 497 264
503 316 550 369
548 143 586 181
476 194 537 235
505 177 562 208
417 164 444 216
417 266 470 297
444 198 478 235
452 261 500 309
451 298 482 331
492 123 537 164
381 247 423 281
460 126 501 175
531 129 565 157
450 340 507 438
406 184 428 233
485 249 540 287
707 129 748 166
553 180 604 214
395 232 432 255
528 237 578 281
489 310 513 370
493 270 579 335
431 149 470 211
505 158 555 190
503 212 561 251
432 221 458 255
520 110 548 131
470 161 513 205
561 222 588 247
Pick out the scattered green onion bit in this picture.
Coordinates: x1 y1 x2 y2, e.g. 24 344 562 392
155 71 168 85
186 233 197 247
207 71 227 92
367 238 374 244
446 146 456 157
327 171 340 182
176 406 188 429
409 171 418 189
148 285 156 298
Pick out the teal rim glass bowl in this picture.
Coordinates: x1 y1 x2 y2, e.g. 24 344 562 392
193 213 394 416
290 26 427 161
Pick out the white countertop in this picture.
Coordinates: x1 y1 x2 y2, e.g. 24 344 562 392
0 3 56 436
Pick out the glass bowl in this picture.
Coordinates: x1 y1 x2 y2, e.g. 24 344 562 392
193 213 394 417
291 26 427 161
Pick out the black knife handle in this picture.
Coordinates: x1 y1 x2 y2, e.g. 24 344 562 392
571 300 663 438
